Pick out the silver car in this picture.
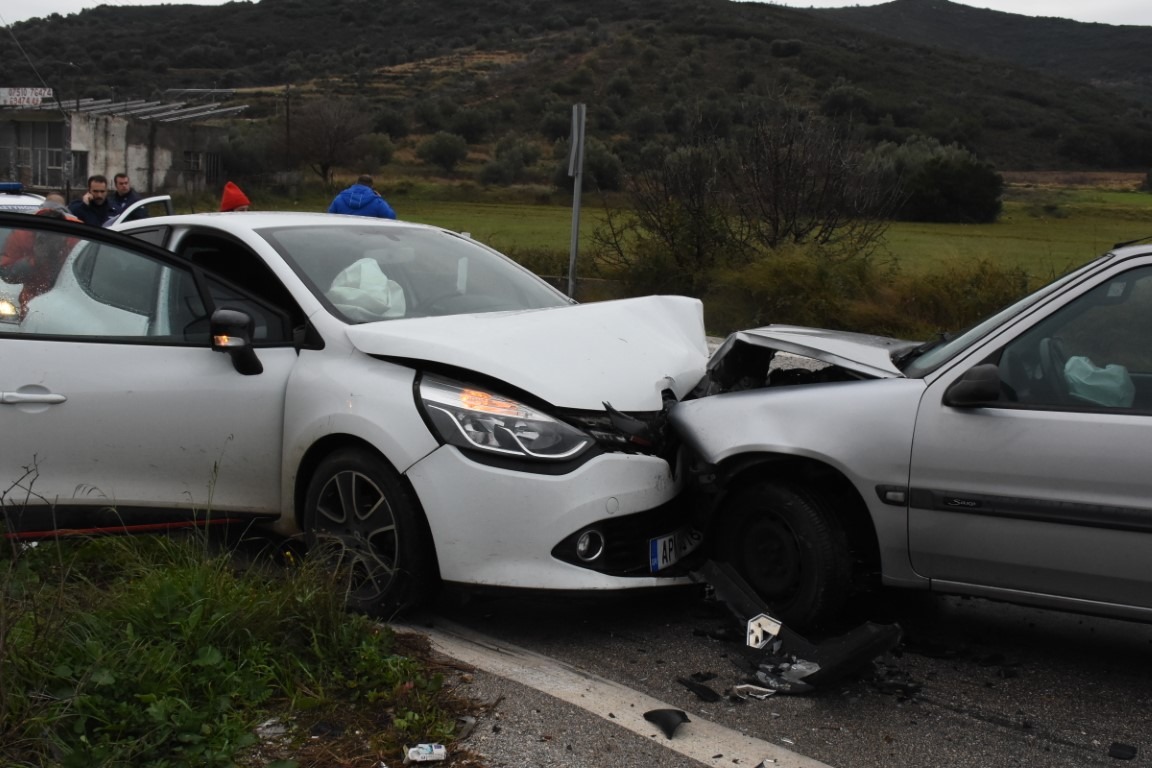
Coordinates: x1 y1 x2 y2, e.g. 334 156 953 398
672 241 1152 631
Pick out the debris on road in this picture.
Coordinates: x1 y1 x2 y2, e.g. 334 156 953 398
677 676 723 702
644 708 691 739
691 560 902 693
1108 742 1137 760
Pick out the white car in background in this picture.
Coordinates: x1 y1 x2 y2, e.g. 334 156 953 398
0 182 45 214
0 211 709 614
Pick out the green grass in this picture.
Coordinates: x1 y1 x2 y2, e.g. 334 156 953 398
0 532 461 767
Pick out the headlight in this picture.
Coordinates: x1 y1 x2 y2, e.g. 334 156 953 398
419 375 592 461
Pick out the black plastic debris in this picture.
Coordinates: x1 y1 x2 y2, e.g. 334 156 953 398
1109 742 1137 760
691 560 903 693
644 708 691 739
678 676 723 702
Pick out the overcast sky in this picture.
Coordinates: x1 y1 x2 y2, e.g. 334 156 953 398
2 0 1151 27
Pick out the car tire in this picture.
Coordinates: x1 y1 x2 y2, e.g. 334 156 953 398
303 448 437 617
715 480 852 633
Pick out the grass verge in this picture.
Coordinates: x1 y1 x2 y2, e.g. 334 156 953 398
0 531 468 768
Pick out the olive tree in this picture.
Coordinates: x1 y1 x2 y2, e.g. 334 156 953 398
287 97 376 186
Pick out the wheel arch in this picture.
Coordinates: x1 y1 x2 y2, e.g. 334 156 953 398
711 453 882 582
292 433 441 577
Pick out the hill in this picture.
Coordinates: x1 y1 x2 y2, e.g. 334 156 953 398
810 0 1152 107
2 0 1151 172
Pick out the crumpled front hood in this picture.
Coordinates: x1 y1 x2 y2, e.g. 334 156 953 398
344 295 709 411
712 325 919 379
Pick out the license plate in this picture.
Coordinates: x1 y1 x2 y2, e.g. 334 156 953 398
649 527 703 573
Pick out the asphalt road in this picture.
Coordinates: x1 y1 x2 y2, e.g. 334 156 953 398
417 585 1152 768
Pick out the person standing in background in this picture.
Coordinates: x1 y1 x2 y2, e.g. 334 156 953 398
328 174 396 219
108 173 147 221
219 181 251 212
68 175 112 226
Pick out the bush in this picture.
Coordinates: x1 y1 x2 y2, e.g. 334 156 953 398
416 132 470 173
870 135 1004 223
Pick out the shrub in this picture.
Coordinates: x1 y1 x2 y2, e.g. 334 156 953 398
870 135 1004 223
416 132 469 173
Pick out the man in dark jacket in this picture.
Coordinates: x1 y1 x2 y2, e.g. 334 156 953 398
108 173 147 222
328 174 397 219
68 174 113 226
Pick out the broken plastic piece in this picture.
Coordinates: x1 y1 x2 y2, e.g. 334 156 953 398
678 676 722 702
403 743 447 763
1109 742 1137 760
731 684 776 700
747 613 782 649
644 708 690 739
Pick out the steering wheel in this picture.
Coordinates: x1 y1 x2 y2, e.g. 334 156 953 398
1038 336 1070 402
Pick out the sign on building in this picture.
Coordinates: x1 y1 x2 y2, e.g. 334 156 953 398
0 87 54 107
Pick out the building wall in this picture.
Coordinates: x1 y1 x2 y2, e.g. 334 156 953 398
1 109 227 196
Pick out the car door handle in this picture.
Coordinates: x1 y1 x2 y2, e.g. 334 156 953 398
1 392 68 404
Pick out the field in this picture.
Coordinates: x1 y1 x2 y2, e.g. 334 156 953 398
391 181 1152 284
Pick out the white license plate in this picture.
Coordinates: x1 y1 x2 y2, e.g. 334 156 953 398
649 527 703 573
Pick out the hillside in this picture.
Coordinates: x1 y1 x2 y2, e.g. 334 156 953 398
2 0 1151 172
810 0 1152 106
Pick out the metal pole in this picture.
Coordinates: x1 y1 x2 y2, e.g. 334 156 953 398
566 103 586 299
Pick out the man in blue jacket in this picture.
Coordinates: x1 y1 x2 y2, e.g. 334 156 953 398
328 174 397 219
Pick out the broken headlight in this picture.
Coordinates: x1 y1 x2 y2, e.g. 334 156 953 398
419 375 592 461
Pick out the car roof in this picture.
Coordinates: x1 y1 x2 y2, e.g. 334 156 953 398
117 211 431 230
0 182 46 214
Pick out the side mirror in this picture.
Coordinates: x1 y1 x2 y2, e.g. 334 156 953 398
210 308 263 375
943 363 1001 407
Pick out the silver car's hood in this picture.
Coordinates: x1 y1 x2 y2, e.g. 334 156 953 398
344 295 709 410
712 326 919 379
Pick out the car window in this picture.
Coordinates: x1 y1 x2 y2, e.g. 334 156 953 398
997 264 1152 411
0 222 291 345
258 223 570 323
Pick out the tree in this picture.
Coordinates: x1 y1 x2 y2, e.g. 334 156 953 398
870 135 1004 223
416 132 469 173
288 97 375 186
594 103 902 295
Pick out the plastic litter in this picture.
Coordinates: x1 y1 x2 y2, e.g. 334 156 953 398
644 708 691 739
455 715 478 740
403 743 447 763
731 683 776 700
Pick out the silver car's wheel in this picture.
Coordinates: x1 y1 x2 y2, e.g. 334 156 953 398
716 481 851 633
304 448 437 616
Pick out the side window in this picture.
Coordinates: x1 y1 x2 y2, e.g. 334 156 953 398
998 265 1152 412
0 223 207 341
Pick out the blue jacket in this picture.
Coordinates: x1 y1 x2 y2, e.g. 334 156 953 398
328 184 396 219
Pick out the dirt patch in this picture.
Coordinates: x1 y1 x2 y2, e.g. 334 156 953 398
1002 170 1148 190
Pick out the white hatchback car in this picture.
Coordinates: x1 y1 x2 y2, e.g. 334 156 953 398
0 211 709 613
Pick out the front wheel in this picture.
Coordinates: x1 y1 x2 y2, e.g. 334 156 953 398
303 448 437 617
714 481 851 633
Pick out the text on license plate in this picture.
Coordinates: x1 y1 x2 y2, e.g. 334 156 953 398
649 528 703 573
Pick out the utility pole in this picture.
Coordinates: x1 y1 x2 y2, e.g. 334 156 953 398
566 103 586 300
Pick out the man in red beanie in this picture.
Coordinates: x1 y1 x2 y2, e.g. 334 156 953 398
219 181 251 212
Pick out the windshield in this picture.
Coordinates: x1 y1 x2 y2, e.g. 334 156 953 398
259 224 571 323
901 254 1113 377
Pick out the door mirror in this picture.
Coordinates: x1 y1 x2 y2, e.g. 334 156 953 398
943 364 1001 407
211 308 263 375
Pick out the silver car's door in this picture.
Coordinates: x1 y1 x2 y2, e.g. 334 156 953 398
908 259 1152 612
0 218 294 534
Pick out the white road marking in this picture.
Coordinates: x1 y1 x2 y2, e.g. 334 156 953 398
396 617 832 768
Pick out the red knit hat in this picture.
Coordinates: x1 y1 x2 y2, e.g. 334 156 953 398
219 181 250 212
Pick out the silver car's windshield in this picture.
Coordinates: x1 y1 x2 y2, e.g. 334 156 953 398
900 254 1113 377
258 224 571 323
